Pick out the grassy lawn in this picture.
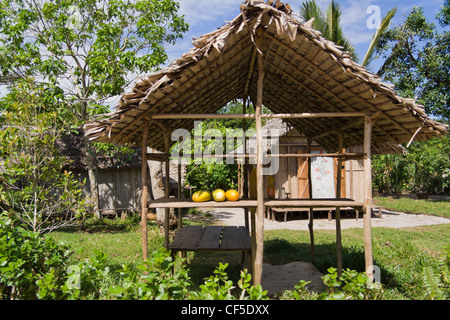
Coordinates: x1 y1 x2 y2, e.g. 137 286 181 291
374 196 450 218
50 212 450 299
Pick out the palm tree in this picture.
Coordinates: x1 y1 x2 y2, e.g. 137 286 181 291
362 7 397 68
300 0 397 69
300 0 357 60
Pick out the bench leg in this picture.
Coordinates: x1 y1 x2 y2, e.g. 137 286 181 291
243 250 252 273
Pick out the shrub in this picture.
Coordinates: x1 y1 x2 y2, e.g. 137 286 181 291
0 215 72 299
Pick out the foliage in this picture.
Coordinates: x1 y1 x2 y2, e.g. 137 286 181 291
372 135 450 194
318 267 380 300
376 1 450 121
0 0 189 217
362 7 397 68
281 267 383 300
108 248 192 300
189 262 268 300
91 141 136 168
185 161 238 192
177 102 253 193
0 79 89 233
1 216 268 300
424 246 450 299
0 214 72 300
0 0 189 118
300 0 357 60
61 249 114 299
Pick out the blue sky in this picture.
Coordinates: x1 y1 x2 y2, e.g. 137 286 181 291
165 0 446 73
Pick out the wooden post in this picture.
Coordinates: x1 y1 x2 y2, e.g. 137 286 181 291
335 132 344 278
363 115 374 279
253 34 265 286
141 121 150 261
307 139 315 264
243 98 250 230
164 132 171 250
177 159 182 229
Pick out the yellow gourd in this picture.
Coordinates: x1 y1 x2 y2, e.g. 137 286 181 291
192 190 212 202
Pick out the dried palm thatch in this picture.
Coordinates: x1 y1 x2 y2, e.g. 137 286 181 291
84 0 447 154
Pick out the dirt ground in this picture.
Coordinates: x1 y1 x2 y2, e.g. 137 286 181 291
192 206 450 296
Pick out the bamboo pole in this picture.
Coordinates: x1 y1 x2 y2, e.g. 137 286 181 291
307 139 315 265
177 159 182 229
164 132 171 250
253 34 265 286
335 132 344 278
146 152 366 160
243 98 250 230
145 112 366 120
141 121 150 261
363 115 374 279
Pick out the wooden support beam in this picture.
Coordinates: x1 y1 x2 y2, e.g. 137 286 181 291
265 153 366 159
164 132 171 250
145 112 366 120
363 115 374 280
243 98 250 230
141 121 150 261
177 159 182 229
335 132 344 278
307 139 315 265
253 33 265 286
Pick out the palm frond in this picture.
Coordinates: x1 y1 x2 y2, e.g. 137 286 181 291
363 7 397 68
300 0 327 36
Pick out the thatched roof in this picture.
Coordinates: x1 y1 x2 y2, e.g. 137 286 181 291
84 0 447 155
57 132 142 170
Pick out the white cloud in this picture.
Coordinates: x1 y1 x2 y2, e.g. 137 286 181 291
177 0 243 27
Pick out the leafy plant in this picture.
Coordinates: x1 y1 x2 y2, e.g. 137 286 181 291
376 1 450 121
194 262 235 300
372 135 450 195
421 246 449 300
0 0 189 218
108 248 192 300
0 214 72 300
191 263 269 300
0 79 89 233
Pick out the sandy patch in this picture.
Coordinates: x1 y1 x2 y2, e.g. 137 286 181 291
261 262 324 296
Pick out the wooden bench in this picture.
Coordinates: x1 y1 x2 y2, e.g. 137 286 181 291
169 226 252 267
267 207 384 222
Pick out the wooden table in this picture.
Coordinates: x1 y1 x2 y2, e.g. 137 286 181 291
169 225 252 267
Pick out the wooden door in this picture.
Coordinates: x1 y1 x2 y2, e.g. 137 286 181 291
298 148 345 199
297 150 309 199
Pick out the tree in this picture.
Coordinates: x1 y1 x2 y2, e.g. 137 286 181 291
300 0 357 60
0 0 189 217
375 1 450 121
300 0 397 68
362 7 397 68
0 79 88 233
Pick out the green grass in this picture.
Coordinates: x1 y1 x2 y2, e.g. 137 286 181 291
50 219 164 267
374 196 450 218
50 214 450 300
264 224 450 299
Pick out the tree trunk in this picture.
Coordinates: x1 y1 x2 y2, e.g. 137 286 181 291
82 135 100 219
147 148 165 223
